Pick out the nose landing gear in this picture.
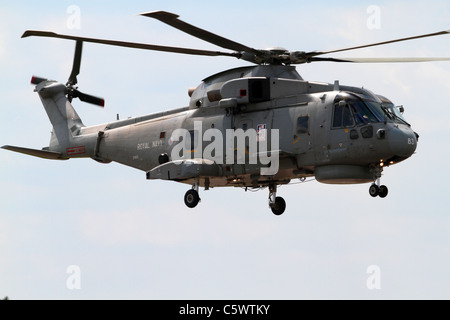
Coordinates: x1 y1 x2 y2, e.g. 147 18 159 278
369 183 389 198
369 165 389 198
369 168 389 199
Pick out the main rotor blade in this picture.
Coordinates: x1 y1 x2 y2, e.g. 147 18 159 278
140 11 261 56
22 30 238 58
308 30 450 57
67 40 83 86
310 57 450 63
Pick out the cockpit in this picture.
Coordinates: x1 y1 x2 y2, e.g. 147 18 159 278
333 93 410 129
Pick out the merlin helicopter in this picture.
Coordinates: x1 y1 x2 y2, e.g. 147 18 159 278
3 11 450 215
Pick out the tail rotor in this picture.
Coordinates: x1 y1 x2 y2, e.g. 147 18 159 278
32 40 105 107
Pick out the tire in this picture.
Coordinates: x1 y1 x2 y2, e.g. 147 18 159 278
271 197 286 216
369 184 379 198
379 185 389 198
184 189 200 208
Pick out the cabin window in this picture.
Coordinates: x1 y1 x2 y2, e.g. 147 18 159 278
160 132 166 139
296 116 309 134
333 103 354 128
248 78 270 103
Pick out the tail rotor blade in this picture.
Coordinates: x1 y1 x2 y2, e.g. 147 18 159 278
72 89 105 107
31 76 49 85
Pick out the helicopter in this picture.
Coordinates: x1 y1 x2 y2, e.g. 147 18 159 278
2 11 450 215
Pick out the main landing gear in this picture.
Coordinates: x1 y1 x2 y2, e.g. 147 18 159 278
269 184 286 216
184 189 200 208
184 180 201 208
182 180 287 216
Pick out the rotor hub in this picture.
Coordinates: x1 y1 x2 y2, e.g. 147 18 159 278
266 47 289 54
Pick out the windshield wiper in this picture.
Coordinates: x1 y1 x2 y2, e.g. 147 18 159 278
382 105 410 126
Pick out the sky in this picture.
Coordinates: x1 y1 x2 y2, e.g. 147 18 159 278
1 0 449 300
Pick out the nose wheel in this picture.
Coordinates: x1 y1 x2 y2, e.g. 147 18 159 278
369 166 389 198
369 178 389 198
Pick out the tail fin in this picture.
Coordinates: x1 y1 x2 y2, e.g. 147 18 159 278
36 80 85 155
4 39 104 161
2 80 96 160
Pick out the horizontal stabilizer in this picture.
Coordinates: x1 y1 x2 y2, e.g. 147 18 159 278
2 145 68 160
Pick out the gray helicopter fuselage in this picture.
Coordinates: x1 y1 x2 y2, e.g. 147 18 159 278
6 11 446 214
59 65 417 188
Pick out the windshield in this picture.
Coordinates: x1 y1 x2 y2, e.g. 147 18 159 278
383 102 410 125
333 98 381 128
334 95 410 128
352 100 385 124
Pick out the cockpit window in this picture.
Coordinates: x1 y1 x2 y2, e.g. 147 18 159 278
334 95 390 128
334 94 411 128
383 103 410 125
333 103 354 128
361 101 385 123
391 105 406 121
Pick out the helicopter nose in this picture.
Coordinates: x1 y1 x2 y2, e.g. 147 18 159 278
388 126 418 159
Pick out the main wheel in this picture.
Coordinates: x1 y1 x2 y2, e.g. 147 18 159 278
378 185 389 198
184 189 200 208
271 197 286 216
369 184 379 198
